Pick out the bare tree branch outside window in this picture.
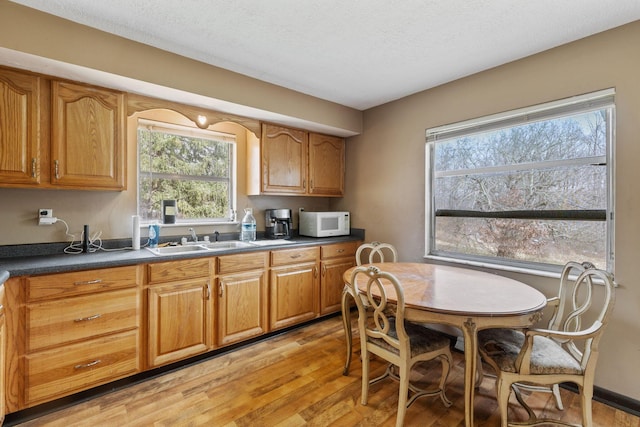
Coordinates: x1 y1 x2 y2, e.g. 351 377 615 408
427 94 614 272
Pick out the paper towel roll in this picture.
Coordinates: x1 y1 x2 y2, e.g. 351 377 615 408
132 215 140 250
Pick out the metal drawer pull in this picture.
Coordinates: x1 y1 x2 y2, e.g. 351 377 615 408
73 279 103 286
74 314 102 322
290 254 302 259
337 249 344 253
74 359 101 369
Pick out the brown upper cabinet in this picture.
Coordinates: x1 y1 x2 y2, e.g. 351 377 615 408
0 66 126 191
308 132 345 196
0 68 42 186
247 123 345 197
51 81 126 190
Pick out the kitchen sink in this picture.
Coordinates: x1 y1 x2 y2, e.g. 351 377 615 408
146 240 254 256
146 245 209 255
198 241 255 250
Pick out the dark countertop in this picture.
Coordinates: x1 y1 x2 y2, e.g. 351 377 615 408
0 233 364 277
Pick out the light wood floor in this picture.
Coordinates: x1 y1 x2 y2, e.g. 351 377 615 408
9 316 640 426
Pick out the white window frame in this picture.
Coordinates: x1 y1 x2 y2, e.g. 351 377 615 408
137 119 237 225
425 89 615 276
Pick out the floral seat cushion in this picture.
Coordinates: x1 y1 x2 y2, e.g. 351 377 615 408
478 328 582 375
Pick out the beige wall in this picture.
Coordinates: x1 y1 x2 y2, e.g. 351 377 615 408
334 21 640 400
0 2 347 245
1 1 639 402
0 2 361 136
0 107 331 245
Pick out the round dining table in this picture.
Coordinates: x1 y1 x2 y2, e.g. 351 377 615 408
343 262 547 427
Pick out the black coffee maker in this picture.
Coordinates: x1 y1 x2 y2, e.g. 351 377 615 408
265 209 292 239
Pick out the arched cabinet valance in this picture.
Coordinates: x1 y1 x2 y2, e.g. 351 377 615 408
127 93 260 137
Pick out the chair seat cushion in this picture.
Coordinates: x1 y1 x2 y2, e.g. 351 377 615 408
478 328 582 375
369 319 451 357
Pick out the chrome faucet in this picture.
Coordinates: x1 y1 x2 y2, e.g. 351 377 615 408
188 227 198 242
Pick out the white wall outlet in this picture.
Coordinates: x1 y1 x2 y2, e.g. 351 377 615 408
38 208 56 225
39 208 53 218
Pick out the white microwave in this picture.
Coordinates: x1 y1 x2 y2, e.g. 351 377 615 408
299 211 350 237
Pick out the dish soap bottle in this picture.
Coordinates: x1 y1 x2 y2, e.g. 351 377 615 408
240 208 256 241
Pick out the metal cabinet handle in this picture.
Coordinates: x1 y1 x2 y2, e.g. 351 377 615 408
73 279 103 286
219 283 224 297
322 265 326 277
290 254 302 259
74 359 101 369
337 249 344 253
74 314 101 322
205 282 211 300
54 160 60 180
31 158 37 178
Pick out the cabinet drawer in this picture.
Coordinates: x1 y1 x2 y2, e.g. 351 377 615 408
217 252 267 275
147 258 212 284
320 242 358 260
270 247 319 266
27 265 140 301
27 288 138 352
25 329 139 406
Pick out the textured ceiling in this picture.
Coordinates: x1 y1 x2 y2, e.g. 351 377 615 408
7 0 640 110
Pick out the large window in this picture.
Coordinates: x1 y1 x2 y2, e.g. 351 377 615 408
426 89 614 272
138 119 236 223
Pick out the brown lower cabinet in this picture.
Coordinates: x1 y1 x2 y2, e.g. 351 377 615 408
216 251 269 346
269 246 320 330
3 242 359 414
146 258 213 368
319 242 358 315
5 266 142 412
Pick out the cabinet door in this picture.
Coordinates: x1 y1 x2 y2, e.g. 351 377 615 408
25 330 138 406
148 279 211 367
308 133 345 196
0 68 41 186
51 81 125 190
270 262 319 330
261 124 307 195
217 270 268 346
320 257 355 315
27 288 138 352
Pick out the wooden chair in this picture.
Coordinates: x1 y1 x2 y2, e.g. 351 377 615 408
355 241 399 265
477 261 594 409
342 242 398 375
350 265 452 427
478 263 616 427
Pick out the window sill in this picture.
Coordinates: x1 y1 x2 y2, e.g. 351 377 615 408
423 255 616 286
424 254 563 280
